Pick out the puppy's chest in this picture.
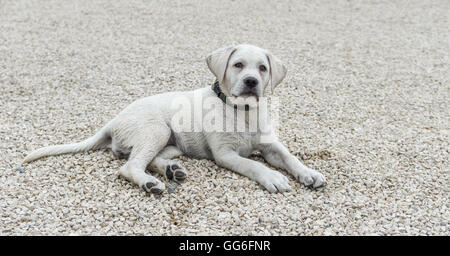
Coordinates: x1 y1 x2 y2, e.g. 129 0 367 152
218 132 258 157
172 131 257 159
235 132 257 157
172 132 213 159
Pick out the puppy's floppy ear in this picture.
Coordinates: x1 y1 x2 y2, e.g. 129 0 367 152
206 46 237 84
266 51 287 93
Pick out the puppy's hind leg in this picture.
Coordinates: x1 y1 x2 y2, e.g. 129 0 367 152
111 137 131 159
118 127 171 195
148 146 187 183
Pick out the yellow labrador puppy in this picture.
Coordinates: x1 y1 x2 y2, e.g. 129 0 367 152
24 44 326 194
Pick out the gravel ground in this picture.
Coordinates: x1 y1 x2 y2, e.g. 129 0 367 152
1 0 449 235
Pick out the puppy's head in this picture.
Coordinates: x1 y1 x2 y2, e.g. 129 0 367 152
206 44 286 99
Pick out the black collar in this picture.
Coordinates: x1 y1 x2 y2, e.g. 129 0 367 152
211 80 227 103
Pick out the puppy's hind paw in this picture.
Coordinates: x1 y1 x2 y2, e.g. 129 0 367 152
142 181 165 195
165 164 187 183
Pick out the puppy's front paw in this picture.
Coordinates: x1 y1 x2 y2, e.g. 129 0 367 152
259 171 292 193
297 169 327 188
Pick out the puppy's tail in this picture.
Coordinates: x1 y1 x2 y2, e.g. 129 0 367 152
23 125 111 163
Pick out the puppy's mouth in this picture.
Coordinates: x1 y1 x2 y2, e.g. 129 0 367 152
229 88 260 108
232 92 258 98
232 88 261 98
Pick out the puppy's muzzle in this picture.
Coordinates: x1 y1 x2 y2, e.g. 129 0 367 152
238 76 260 97
244 77 258 88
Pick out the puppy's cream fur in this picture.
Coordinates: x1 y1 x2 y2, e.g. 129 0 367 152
24 44 326 194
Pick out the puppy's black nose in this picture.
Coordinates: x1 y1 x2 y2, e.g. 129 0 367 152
244 77 258 88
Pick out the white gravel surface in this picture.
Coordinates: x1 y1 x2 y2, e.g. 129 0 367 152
1 0 449 235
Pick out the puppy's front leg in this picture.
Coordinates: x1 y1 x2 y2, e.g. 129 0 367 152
214 151 292 193
259 141 327 188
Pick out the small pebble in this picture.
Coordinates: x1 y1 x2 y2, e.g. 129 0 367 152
168 182 178 194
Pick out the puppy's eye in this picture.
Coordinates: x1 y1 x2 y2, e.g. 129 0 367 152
259 65 267 72
234 62 243 68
